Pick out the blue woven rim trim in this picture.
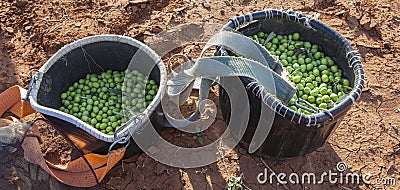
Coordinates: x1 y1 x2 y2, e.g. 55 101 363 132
221 9 365 125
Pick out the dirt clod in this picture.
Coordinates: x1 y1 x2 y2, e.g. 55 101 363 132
5 27 14 33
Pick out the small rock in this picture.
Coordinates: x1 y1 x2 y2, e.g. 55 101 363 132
396 108 400 113
173 6 186 12
335 10 347 16
383 42 391 49
394 17 400 24
16 0 27 7
140 4 146 9
5 27 14 33
97 19 110 25
229 152 240 160
392 125 398 135
203 2 211 8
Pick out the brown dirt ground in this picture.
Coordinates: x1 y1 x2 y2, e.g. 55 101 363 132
0 0 400 189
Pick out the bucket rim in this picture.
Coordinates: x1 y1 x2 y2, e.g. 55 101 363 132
220 9 365 126
29 34 168 142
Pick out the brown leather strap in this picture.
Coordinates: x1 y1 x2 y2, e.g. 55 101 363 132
22 129 126 187
0 85 125 187
0 85 35 117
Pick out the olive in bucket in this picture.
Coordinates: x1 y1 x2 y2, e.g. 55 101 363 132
29 35 167 155
219 9 364 159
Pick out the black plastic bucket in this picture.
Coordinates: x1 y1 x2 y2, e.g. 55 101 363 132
29 35 168 157
219 10 364 159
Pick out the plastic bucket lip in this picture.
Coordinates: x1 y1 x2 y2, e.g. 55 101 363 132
29 35 168 142
218 9 365 125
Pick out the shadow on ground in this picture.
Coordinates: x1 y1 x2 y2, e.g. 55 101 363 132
0 35 19 92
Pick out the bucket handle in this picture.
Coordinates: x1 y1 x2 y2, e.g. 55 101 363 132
294 89 335 122
162 31 296 130
23 69 39 101
111 113 146 149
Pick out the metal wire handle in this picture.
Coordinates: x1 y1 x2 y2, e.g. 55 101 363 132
24 69 39 101
294 90 335 121
109 113 145 152
294 90 320 114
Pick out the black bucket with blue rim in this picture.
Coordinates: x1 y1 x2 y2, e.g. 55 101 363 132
29 35 168 158
218 9 364 159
